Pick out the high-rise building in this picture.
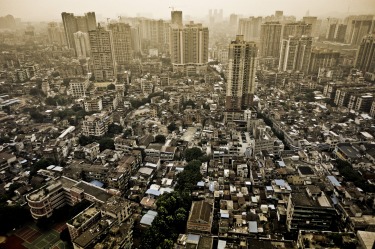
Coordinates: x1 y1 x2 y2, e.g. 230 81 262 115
73 31 91 58
171 11 183 27
0 15 16 29
260 22 282 58
282 22 312 39
229 14 238 28
61 12 97 51
169 22 209 73
279 36 312 73
348 17 375 45
355 35 375 73
302 16 319 37
238 17 262 41
89 25 117 81
130 26 142 54
61 12 77 49
336 24 347 43
108 23 133 66
225 35 257 122
47 22 66 46
308 49 340 74
137 18 170 52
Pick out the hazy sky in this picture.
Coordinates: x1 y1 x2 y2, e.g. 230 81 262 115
1 0 375 22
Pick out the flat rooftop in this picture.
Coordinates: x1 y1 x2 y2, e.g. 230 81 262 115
75 181 111 203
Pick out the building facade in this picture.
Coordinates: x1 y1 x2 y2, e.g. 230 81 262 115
73 31 91 58
279 36 312 73
355 35 375 74
89 25 117 81
169 22 209 74
260 22 282 58
108 23 133 66
61 12 96 51
225 35 257 122
237 17 262 42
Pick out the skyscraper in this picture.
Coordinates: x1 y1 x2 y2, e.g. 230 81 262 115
308 49 340 74
302 16 319 37
238 17 262 41
89 25 117 81
260 22 282 58
108 23 133 66
171 11 183 27
73 31 90 58
169 22 209 73
47 22 66 46
61 12 97 51
355 35 375 73
282 22 312 39
61 12 77 49
348 17 375 45
229 14 238 28
225 35 257 122
279 36 312 73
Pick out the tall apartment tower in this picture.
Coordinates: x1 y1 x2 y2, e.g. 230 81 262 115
355 35 375 73
61 12 97 50
169 22 209 72
47 22 66 46
279 36 312 73
73 31 90 58
138 18 170 52
348 17 375 45
225 35 257 122
238 17 262 41
260 22 282 58
89 25 117 81
302 16 318 37
171 11 183 27
229 14 239 28
282 22 312 39
61 12 77 49
108 23 133 66
308 49 340 74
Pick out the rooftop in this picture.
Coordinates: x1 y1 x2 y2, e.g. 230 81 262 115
75 181 111 203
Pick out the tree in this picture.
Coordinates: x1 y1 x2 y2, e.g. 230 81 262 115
99 137 115 151
155 135 166 144
141 191 192 249
30 158 56 175
60 227 72 242
107 83 116 90
29 109 44 123
52 71 60 77
78 135 96 146
122 128 132 138
175 160 202 192
107 123 123 137
167 122 177 132
62 78 71 86
182 99 196 109
0 205 32 234
185 147 203 162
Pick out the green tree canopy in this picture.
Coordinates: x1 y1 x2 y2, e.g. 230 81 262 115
107 83 116 90
185 147 203 162
175 160 202 192
167 122 177 132
155 134 166 144
99 137 115 151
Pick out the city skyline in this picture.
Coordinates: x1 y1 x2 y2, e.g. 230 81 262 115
1 0 375 22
